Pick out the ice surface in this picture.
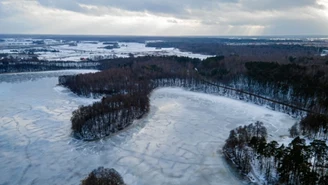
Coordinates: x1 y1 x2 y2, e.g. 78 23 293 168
0 71 296 185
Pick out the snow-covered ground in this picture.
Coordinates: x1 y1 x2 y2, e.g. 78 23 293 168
0 71 296 185
37 42 211 61
0 38 213 61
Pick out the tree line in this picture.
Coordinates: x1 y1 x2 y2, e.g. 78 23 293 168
290 114 328 140
146 42 321 61
0 58 99 73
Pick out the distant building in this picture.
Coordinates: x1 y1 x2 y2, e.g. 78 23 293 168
321 50 328 57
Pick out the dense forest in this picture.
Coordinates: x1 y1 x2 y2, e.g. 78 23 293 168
196 55 328 114
223 119 328 185
146 42 320 60
290 114 328 140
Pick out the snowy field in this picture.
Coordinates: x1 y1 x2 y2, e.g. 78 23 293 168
0 71 296 185
0 38 213 61
40 42 212 61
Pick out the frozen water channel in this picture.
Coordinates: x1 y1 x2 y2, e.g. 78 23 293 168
0 71 296 185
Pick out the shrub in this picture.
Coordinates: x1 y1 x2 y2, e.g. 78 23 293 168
81 167 125 185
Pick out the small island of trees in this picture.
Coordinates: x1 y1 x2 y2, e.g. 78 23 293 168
81 167 125 185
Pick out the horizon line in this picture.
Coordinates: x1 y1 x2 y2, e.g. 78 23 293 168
1 33 328 38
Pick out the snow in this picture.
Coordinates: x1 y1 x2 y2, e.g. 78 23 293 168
36 42 212 61
0 71 297 185
0 38 213 61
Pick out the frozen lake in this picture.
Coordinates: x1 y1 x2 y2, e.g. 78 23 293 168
0 71 296 185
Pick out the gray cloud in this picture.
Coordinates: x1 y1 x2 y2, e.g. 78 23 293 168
240 0 321 11
265 18 328 35
36 0 84 12
0 0 327 35
167 19 178 24
36 0 322 15
37 0 237 16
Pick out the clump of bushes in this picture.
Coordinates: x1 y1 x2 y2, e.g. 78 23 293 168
81 167 125 185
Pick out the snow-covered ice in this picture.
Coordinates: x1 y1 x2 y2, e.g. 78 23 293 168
0 39 213 61
0 71 296 185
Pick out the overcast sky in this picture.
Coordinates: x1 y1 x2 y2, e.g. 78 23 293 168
0 0 328 36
